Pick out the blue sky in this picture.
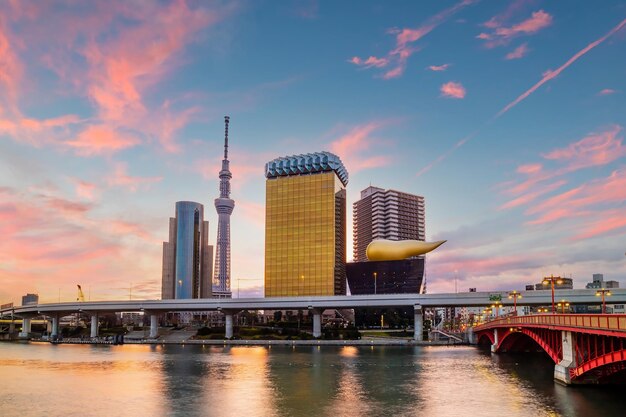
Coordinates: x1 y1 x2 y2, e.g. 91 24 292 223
0 0 625 302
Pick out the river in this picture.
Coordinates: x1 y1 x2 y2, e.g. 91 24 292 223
0 342 624 417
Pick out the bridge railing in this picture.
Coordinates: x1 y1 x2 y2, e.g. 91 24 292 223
474 313 626 333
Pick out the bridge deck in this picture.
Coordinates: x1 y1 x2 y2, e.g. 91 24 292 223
474 313 626 337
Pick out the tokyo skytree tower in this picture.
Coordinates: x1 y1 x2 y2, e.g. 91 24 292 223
213 116 234 297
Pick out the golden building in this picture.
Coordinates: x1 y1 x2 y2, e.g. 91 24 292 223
264 152 348 297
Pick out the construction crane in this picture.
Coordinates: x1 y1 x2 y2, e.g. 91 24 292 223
77 285 85 302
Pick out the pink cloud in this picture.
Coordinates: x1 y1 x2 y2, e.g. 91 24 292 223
482 0 532 30
350 0 475 79
428 64 450 71
499 180 566 210
329 121 394 172
383 66 405 79
1 1 229 158
440 81 466 99
106 162 162 192
497 18 626 117
501 125 626 210
479 10 552 48
505 43 529 59
516 163 542 174
571 210 626 241
598 88 617 96
528 168 626 217
0 18 22 104
349 56 389 68
73 180 98 201
0 114 81 146
0 186 162 302
541 125 625 171
65 125 140 156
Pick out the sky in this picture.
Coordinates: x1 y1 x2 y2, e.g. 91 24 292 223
1 0 626 304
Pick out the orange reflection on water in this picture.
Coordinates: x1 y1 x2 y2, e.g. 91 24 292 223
339 346 359 357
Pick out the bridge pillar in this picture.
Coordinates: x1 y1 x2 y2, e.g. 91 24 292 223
413 305 423 342
90 314 98 338
554 331 576 385
224 312 234 339
18 318 31 338
9 322 15 334
51 315 59 339
466 327 476 345
149 314 158 339
312 309 322 338
491 328 499 353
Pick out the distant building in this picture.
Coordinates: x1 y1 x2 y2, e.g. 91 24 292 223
585 273 619 289
534 277 573 290
162 201 213 299
264 151 348 297
21 293 38 306
353 186 425 262
525 285 535 291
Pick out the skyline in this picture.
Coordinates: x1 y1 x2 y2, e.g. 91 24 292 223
1 0 626 303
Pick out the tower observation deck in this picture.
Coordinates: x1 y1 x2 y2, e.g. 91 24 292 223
213 116 234 297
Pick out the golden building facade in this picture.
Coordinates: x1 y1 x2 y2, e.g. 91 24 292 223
264 152 348 297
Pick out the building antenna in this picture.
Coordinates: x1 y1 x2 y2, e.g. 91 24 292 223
223 116 230 160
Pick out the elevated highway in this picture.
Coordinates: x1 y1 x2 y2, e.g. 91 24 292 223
3 288 626 341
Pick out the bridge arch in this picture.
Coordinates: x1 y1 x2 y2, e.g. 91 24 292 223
476 331 494 346
571 351 626 381
496 328 562 364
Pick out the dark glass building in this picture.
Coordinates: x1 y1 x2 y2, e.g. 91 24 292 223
346 258 424 295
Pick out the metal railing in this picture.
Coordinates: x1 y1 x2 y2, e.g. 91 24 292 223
474 314 626 333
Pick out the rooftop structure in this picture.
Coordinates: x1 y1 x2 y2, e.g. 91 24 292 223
585 273 620 289
265 151 349 186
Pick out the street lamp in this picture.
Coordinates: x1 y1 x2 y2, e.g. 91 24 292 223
537 307 549 313
508 291 522 315
595 289 612 314
491 301 502 318
556 300 570 314
542 275 563 313
373 272 378 295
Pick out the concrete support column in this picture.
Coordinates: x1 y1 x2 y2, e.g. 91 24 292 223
90 314 99 338
312 309 322 338
9 322 15 333
18 318 31 338
554 331 576 385
413 305 424 342
466 327 476 345
491 328 499 353
51 315 59 338
149 314 158 339
224 312 234 339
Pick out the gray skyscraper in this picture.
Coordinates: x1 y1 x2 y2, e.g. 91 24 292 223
213 116 234 297
162 201 213 299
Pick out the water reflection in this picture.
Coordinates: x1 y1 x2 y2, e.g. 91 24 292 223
1 343 626 417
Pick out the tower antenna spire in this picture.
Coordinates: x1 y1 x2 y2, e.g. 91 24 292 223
223 116 230 160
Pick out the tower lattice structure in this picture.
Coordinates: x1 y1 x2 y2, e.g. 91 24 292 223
213 116 234 296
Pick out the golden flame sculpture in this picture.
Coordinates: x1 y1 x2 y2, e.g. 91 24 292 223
366 239 447 261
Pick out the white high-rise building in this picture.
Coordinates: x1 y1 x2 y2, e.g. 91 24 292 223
353 186 425 262
213 116 234 297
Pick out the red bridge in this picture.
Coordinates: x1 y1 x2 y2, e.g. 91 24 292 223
473 314 626 384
